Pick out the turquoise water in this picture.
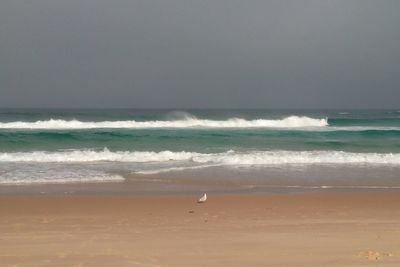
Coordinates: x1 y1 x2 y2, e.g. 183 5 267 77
0 109 400 185
1 109 400 153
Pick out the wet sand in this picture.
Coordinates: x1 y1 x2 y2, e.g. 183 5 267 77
1 192 400 266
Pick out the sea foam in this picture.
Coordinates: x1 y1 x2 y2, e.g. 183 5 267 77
0 116 328 129
1 149 400 165
0 175 125 185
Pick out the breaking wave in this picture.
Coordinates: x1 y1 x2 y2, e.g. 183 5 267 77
1 149 400 165
0 116 328 129
0 175 125 185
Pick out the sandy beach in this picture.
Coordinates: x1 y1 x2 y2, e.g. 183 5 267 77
1 192 400 266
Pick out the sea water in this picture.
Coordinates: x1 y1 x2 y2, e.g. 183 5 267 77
1 109 400 186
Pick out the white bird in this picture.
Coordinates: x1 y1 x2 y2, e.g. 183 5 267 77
198 193 207 203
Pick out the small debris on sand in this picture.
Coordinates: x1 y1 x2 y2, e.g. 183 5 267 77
358 250 381 261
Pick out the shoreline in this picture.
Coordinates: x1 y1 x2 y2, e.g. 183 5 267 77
3 179 400 197
2 192 400 266
3 164 400 197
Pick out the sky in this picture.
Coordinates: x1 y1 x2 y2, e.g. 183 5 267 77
1 0 399 109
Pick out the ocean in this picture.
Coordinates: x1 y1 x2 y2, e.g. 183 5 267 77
1 109 400 188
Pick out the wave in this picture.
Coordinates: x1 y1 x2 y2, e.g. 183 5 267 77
328 117 400 126
2 118 400 132
0 175 125 185
0 116 328 129
2 149 400 165
319 126 400 132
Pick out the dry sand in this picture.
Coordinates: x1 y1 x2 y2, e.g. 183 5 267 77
1 192 400 266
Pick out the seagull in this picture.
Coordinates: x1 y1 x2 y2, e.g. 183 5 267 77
198 193 207 203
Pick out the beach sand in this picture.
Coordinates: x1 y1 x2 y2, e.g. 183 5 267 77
1 192 400 266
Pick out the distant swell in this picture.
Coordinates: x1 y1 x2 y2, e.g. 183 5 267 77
1 149 400 165
0 116 328 129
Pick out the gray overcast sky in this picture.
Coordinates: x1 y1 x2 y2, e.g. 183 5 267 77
1 0 399 109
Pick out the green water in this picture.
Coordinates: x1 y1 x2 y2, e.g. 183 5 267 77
1 109 400 185
0 109 400 153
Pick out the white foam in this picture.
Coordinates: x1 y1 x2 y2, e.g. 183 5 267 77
0 173 125 185
3 149 400 184
1 149 400 165
0 116 328 129
0 149 199 162
135 164 222 175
